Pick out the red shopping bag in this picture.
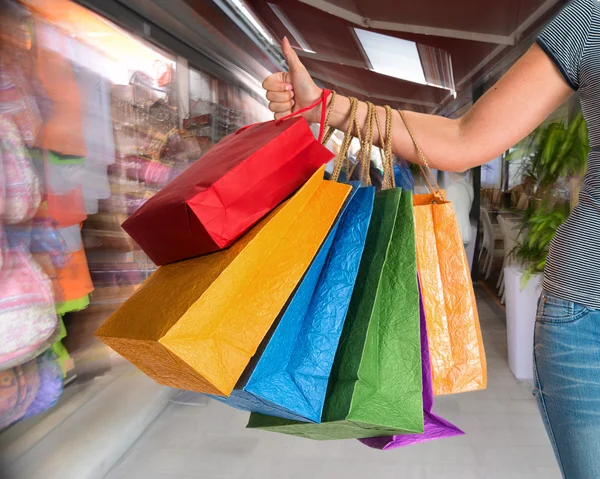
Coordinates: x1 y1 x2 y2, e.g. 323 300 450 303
122 92 334 265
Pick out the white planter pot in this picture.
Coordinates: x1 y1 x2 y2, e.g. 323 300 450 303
504 266 543 380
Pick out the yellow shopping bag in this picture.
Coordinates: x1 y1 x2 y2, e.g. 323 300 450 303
96 166 351 395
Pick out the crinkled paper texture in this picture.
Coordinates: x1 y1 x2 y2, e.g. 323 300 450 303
413 193 487 395
122 117 333 265
96 167 351 395
247 188 423 440
212 185 374 422
360 285 463 449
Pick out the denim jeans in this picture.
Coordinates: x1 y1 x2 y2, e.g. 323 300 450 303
534 291 600 478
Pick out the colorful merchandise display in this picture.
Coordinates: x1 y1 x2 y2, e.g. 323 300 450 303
0 0 271 430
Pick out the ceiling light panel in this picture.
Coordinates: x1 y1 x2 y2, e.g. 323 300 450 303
354 28 426 85
231 0 275 45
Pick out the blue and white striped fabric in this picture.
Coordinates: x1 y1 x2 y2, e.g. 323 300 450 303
536 0 600 308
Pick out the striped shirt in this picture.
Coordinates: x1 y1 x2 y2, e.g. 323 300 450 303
537 0 600 308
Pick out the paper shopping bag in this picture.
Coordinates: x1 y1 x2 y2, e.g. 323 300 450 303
211 185 374 422
96 167 351 395
360 283 464 449
122 93 334 265
413 193 487 395
395 108 486 396
247 188 423 439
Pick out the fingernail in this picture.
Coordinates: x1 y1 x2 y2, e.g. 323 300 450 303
285 84 293 91
283 36 288 42
291 99 295 106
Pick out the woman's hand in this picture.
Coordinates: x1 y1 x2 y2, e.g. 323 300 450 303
262 37 323 122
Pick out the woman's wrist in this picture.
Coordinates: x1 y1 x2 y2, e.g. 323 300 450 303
305 88 328 123
322 93 354 132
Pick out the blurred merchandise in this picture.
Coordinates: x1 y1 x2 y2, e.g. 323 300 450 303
0 0 270 431
1 114 41 224
0 349 63 429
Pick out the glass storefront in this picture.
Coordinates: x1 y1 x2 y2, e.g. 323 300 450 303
0 0 270 432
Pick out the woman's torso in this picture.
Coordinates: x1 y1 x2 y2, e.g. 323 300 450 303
543 0 600 307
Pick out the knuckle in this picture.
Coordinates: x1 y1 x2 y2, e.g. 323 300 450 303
261 76 272 90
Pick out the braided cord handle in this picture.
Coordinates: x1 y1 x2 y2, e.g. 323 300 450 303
322 93 398 191
372 104 395 190
397 109 443 199
331 97 361 183
321 90 337 146
358 102 376 186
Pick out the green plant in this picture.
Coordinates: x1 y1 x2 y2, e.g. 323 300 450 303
506 111 588 286
507 111 589 196
512 201 569 287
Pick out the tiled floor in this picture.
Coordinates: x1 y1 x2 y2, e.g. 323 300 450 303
105 289 561 479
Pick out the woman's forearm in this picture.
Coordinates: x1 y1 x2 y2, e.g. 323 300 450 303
265 41 572 171
322 44 573 173
324 95 468 172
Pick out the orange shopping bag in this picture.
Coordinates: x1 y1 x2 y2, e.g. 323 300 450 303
399 110 487 395
96 167 350 395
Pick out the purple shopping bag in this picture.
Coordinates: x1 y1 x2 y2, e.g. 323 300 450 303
360 284 464 449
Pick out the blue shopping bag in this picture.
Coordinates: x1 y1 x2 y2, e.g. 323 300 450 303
211 184 374 422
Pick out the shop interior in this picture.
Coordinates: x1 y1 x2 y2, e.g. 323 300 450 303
0 1 579 478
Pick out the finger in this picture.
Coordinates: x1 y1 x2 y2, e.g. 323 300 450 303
262 73 293 92
282 37 308 75
269 100 294 113
266 90 294 102
274 111 289 121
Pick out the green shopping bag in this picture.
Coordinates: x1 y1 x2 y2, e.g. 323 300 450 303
247 187 423 440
